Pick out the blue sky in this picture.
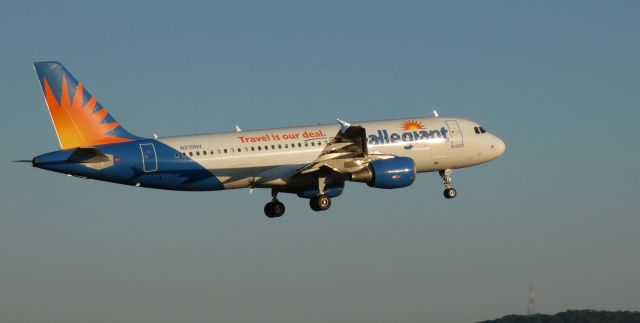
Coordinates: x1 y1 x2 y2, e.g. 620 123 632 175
1 1 639 322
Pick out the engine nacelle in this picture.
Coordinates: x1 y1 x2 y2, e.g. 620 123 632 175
350 157 416 189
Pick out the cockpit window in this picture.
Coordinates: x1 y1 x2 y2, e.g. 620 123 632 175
474 126 488 134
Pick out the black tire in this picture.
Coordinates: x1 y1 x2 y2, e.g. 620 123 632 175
443 188 457 199
272 201 285 217
264 201 284 218
264 202 275 217
310 194 331 211
309 198 321 212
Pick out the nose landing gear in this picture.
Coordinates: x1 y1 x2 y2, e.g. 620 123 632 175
444 187 457 199
439 169 457 199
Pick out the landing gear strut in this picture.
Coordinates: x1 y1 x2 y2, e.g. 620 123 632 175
264 189 285 218
439 169 457 199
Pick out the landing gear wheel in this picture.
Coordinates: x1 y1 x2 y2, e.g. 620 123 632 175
439 169 458 200
264 201 285 218
444 188 457 199
310 194 331 212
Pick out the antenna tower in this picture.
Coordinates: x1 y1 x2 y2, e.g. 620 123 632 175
526 285 536 315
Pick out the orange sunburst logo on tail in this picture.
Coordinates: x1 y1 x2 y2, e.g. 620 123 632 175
401 120 425 131
43 75 133 149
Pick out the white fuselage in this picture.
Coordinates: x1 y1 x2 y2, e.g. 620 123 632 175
157 117 505 190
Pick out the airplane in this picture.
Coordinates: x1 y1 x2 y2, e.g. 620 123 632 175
27 61 505 218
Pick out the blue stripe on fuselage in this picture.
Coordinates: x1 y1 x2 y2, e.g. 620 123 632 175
33 140 224 191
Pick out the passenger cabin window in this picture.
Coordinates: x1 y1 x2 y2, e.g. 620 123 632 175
223 149 228 153
189 152 193 156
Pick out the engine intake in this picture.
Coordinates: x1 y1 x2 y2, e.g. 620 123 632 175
350 157 416 189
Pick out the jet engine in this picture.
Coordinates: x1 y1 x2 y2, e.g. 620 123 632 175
350 157 416 189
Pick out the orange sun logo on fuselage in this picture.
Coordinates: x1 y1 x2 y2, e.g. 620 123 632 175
400 120 425 131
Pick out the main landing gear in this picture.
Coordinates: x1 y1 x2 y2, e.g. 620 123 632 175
310 194 331 212
264 189 285 218
310 177 332 212
439 169 457 199
263 178 334 218
263 192 332 218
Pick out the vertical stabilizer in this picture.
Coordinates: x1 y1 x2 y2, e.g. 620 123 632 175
34 61 140 149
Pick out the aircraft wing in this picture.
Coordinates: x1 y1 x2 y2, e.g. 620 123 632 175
296 120 389 176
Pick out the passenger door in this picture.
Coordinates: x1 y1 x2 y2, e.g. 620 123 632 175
445 120 464 148
140 143 158 172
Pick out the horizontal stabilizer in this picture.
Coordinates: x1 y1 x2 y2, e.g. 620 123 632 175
66 147 110 163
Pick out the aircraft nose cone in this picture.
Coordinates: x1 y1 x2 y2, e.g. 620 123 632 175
494 137 506 157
